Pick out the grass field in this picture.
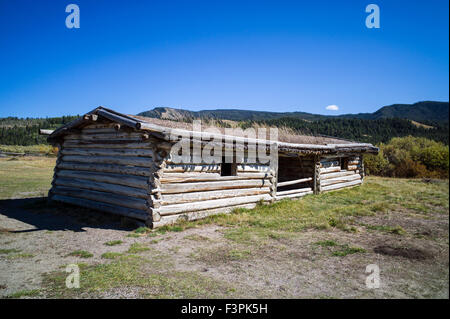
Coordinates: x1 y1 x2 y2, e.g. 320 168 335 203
0 156 55 199
0 156 448 298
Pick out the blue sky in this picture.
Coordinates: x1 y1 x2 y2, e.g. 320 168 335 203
0 0 448 117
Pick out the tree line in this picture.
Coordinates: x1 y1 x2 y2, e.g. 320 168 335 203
245 117 449 145
0 115 448 146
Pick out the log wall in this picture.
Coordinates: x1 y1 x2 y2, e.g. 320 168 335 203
49 123 159 222
151 159 275 227
318 155 363 192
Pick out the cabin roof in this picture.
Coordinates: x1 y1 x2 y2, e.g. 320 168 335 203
48 106 379 154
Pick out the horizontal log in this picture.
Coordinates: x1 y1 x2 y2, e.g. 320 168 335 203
156 194 272 216
160 187 270 205
160 179 272 194
151 202 258 228
54 177 148 199
321 179 362 192
39 129 54 135
82 123 118 129
52 186 148 211
348 160 360 165
277 177 312 187
62 155 153 168
320 170 360 180
237 164 271 173
65 132 145 140
61 148 154 158
320 167 341 174
276 187 312 196
321 174 361 187
159 172 270 183
63 140 166 149
57 161 151 177
81 127 126 134
56 170 148 189
51 195 148 221
347 165 360 170
276 191 313 200
164 164 221 173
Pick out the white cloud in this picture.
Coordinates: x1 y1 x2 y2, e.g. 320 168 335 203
326 105 339 111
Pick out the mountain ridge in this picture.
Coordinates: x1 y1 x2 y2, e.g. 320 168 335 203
137 101 449 124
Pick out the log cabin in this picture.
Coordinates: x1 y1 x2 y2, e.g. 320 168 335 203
45 106 378 228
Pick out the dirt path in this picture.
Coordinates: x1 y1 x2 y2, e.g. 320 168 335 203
0 197 448 298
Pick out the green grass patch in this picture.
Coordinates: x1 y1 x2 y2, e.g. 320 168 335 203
315 240 338 247
127 233 141 238
7 252 34 259
332 245 366 257
104 240 123 246
362 223 406 235
67 250 93 258
127 243 150 254
134 227 151 234
43 254 238 298
101 252 124 259
184 234 211 241
0 248 21 254
7 289 40 298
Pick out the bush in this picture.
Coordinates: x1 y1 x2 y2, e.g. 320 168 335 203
364 136 449 178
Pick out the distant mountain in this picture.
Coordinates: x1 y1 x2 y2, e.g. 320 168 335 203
338 101 449 123
138 107 328 122
137 101 449 124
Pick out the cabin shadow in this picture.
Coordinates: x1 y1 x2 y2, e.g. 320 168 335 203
0 197 138 233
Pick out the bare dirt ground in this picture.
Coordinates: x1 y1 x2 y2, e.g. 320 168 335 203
1 194 448 299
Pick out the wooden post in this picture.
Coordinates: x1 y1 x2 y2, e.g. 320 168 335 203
360 154 365 182
314 155 321 194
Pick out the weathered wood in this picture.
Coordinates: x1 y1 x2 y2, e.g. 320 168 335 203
160 187 271 205
320 170 360 180
52 186 148 210
81 127 128 134
160 179 272 194
65 132 146 140
57 161 151 177
51 195 148 220
56 170 148 189
39 129 54 135
156 194 272 216
164 164 221 173
159 172 270 183
321 174 361 187
314 156 321 194
276 191 313 200
61 148 154 158
151 203 258 228
276 187 312 196
62 155 153 167
321 179 362 191
277 177 312 187
347 165 360 171
237 164 271 173
96 108 140 129
63 140 167 149
320 166 341 174
54 177 148 199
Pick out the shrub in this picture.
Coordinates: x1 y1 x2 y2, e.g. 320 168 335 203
364 136 449 178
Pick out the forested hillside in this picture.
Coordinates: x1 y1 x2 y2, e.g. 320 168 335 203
249 117 449 145
0 116 79 145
